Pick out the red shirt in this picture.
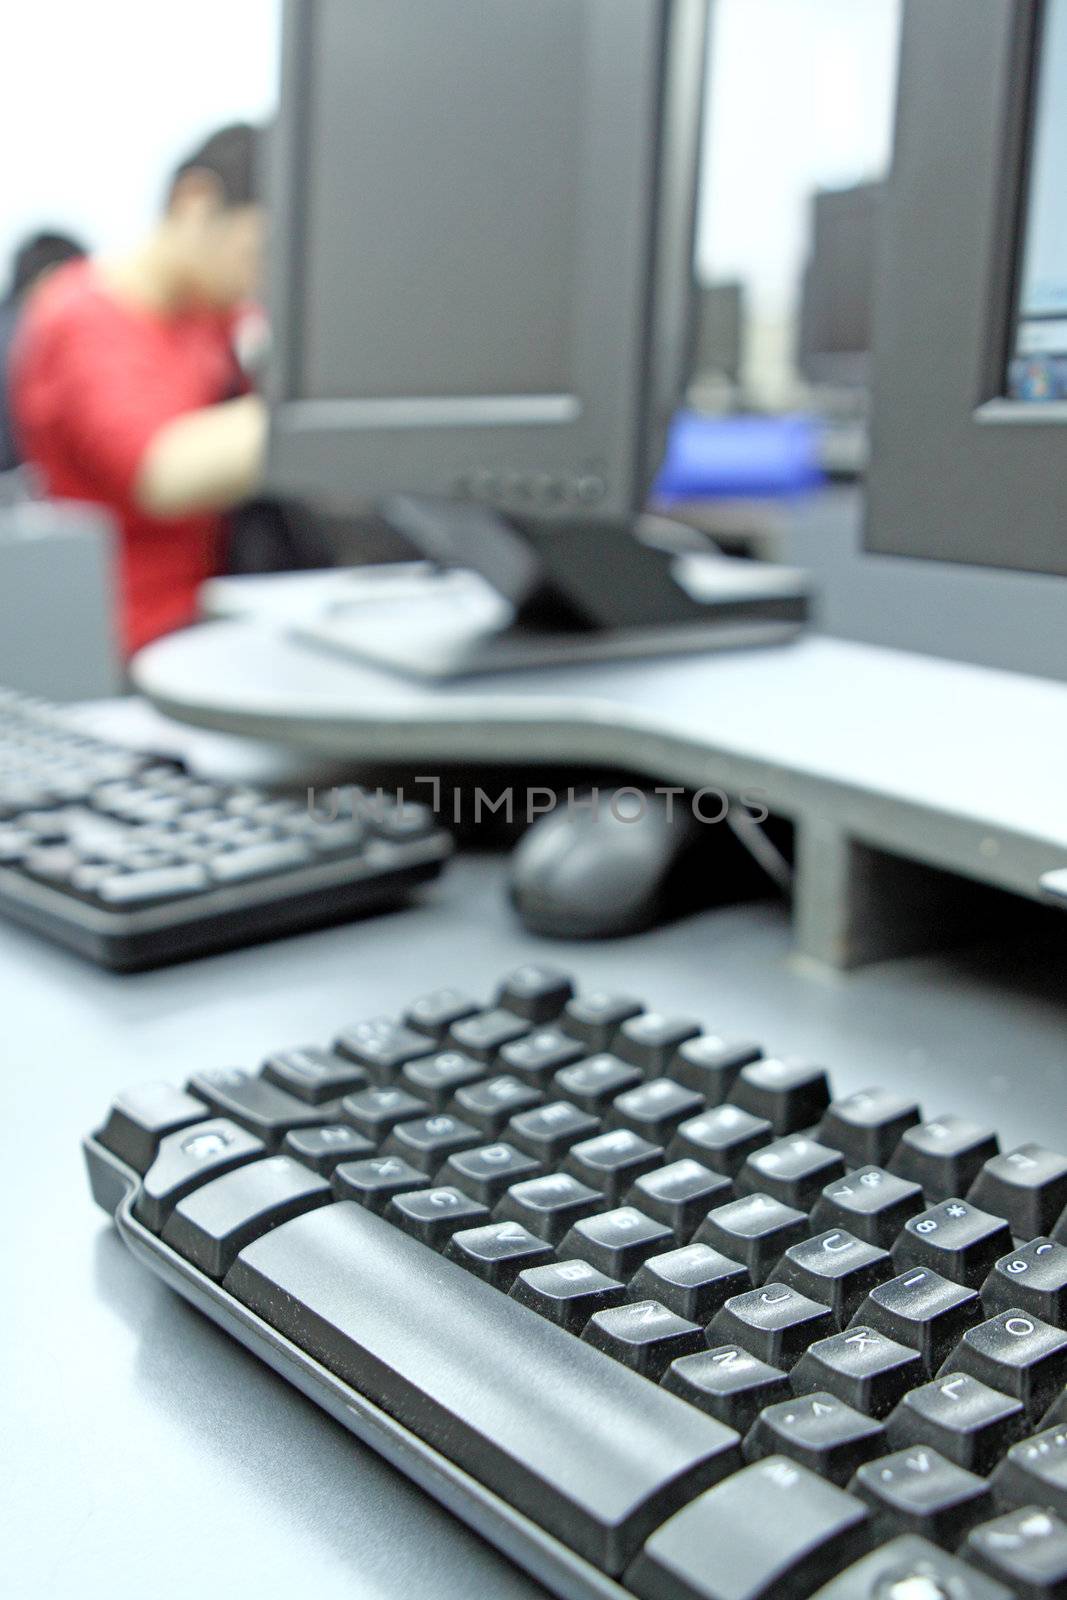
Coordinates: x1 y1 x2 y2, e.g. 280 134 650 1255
12 261 243 656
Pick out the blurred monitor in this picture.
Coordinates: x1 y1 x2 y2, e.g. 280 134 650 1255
265 0 708 531
866 0 1067 578
796 181 883 392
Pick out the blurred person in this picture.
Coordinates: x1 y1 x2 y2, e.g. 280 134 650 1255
12 124 268 655
0 231 86 473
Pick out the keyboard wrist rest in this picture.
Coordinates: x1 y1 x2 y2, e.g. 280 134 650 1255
222 1199 741 1574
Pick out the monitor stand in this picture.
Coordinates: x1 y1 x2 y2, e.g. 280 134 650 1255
295 496 811 680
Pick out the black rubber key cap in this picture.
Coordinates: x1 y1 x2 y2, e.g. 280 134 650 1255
282 1123 374 1174
227 1202 741 1574
387 1184 489 1246
134 1118 265 1231
694 1194 807 1285
982 1238 1067 1325
564 1129 664 1203
791 1326 924 1418
437 1141 541 1205
886 1373 1026 1474
707 1284 836 1371
630 1243 750 1323
187 1069 326 1143
615 1014 702 1075
451 1074 542 1134
817 1089 920 1170
969 1146 1067 1242
850 1446 992 1547
851 1268 984 1373
400 1050 484 1109
161 1154 330 1277
446 1008 530 1062
941 1310 1067 1423
560 993 643 1051
403 988 479 1040
445 1219 554 1288
625 1161 732 1241
737 1136 846 1213
807 1535 1012 1600
561 1206 675 1280
669 1105 774 1179
381 1113 481 1173
507 1101 599 1163
554 1054 643 1114
510 1259 627 1332
496 964 573 1022
340 1085 429 1139
993 1423 1067 1520
331 1155 427 1213
729 1057 831 1135
97 1082 208 1174
810 1166 925 1252
499 1029 586 1086
334 1017 437 1079
670 1035 761 1102
627 1456 871 1600
583 1300 705 1379
890 1114 1000 1202
261 1047 368 1104
892 1198 1013 1289
773 1230 894 1327
662 1346 791 1434
743 1392 886 1485
610 1079 706 1144
494 1172 602 1244
966 1504 1067 1599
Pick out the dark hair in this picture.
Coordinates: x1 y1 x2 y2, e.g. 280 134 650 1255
11 231 85 297
168 122 261 210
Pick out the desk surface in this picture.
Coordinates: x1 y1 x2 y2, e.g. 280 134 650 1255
4 842 1067 1598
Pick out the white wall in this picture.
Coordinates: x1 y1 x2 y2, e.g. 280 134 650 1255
0 0 281 278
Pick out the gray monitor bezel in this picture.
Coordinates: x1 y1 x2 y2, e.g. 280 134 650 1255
864 0 1067 578
263 0 708 526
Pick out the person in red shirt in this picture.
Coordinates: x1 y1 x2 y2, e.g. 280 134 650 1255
12 124 268 656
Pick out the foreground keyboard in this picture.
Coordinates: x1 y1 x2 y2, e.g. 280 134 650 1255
86 967 1067 1598
0 688 450 968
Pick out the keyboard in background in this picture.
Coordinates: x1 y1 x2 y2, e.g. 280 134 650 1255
0 688 451 969
86 965 1067 1599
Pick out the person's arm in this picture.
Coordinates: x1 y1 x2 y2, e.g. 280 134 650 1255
133 393 267 518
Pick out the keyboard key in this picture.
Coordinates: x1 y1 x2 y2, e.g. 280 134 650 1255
208 839 311 881
983 1238 1067 1325
615 1013 702 1075
510 1258 626 1332
400 1050 484 1109
186 1069 328 1144
494 1171 603 1244
382 1113 482 1173
451 1074 542 1134
851 1268 984 1373
134 1118 265 1230
561 1206 674 1280
560 992 643 1051
607 1080 702 1146
737 1136 846 1213
817 1089 921 1170
670 1105 774 1179
993 1424 1067 1520
627 1457 871 1600
554 1053 643 1113
282 1123 375 1173
563 1128 664 1203
583 1300 706 1379
625 1160 731 1239
437 1141 541 1205
446 1008 530 1062
663 1346 792 1433
744 1392 886 1486
507 1100 600 1164
808 1535 1012 1600
97 862 209 902
229 1203 740 1573
97 1082 208 1174
970 1147 1067 1243
886 1373 1026 1474
694 1194 808 1285
498 1028 585 1086
332 1153 429 1212
445 1219 554 1288
791 1326 924 1418
810 1166 926 1252
966 1505 1067 1599
262 1047 368 1104
942 1310 1067 1423
890 1114 1000 1201
630 1243 750 1323
729 1057 831 1135
496 964 574 1022
403 988 479 1040
851 1446 992 1548
773 1230 894 1327
334 1017 437 1080
670 1035 762 1102
708 1284 836 1371
893 1199 1014 1289
161 1154 330 1278
340 1085 429 1139
386 1184 489 1247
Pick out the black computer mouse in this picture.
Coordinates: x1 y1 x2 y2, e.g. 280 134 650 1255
508 792 716 939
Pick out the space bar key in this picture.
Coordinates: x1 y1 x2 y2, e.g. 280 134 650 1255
224 1200 739 1574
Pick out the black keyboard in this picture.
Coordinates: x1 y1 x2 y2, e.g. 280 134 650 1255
85 966 1067 1599
0 688 451 969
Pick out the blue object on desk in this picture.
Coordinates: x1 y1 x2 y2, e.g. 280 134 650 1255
653 410 824 501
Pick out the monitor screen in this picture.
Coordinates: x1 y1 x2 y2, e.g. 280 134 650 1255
1007 0 1067 400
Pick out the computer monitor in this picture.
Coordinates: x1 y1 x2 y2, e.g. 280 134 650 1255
265 0 707 534
796 182 882 393
865 0 1067 579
